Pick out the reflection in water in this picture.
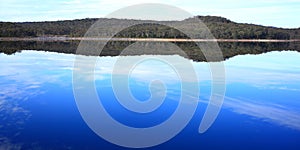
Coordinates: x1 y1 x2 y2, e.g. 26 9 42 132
223 51 300 131
223 96 300 130
0 51 75 149
1 41 300 61
0 50 300 149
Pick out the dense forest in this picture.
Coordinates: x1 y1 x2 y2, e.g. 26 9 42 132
1 16 299 39
1 41 299 62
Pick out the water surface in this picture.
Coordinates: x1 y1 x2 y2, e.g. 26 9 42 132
0 50 300 149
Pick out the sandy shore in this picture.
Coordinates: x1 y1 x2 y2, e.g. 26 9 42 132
1 37 300 42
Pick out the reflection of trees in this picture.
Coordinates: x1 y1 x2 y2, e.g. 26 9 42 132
0 41 299 62
0 41 79 55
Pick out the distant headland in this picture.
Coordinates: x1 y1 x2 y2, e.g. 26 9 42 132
0 16 299 40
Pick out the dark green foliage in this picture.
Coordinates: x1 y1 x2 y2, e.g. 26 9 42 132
0 18 97 37
0 16 298 39
114 23 189 38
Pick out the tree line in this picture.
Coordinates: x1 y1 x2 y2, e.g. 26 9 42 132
0 16 299 39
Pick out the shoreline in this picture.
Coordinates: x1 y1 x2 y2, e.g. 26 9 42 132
1 37 300 42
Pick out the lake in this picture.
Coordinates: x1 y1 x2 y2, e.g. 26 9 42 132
0 48 300 149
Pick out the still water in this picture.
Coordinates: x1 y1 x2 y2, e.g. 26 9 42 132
0 50 300 149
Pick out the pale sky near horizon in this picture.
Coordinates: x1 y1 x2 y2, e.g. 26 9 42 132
0 0 299 28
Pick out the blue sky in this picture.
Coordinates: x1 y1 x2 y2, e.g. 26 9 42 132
0 0 299 28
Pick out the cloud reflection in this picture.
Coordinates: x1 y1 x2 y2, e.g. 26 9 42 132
225 51 300 91
0 51 75 147
0 137 21 150
223 96 300 131
1 50 300 147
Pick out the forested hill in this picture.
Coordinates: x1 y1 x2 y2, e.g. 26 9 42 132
0 16 299 39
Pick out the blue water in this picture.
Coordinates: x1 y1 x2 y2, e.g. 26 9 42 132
0 50 300 149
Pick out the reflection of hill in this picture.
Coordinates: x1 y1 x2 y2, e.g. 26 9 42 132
0 41 299 62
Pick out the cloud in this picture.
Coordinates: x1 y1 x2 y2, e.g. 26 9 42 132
0 0 299 27
61 0 81 5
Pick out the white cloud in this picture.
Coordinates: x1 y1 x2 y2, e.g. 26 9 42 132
0 0 299 27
